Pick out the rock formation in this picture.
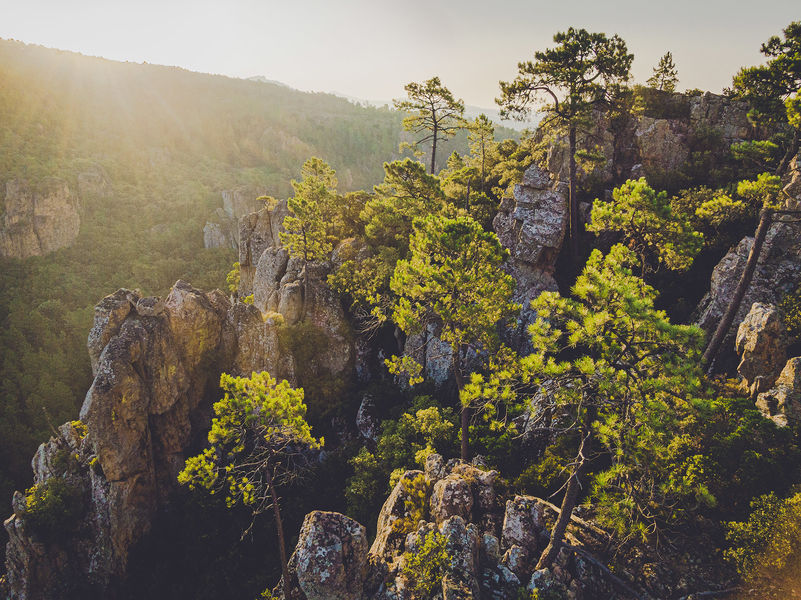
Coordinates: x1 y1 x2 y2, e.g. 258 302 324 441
276 456 662 600
0 178 80 259
736 303 788 397
204 187 268 250
493 164 567 351
540 91 752 190
3 190 359 597
756 357 801 427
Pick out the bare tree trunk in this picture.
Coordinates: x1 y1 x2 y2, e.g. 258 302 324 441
536 432 590 570
453 348 469 462
776 128 800 177
430 124 438 174
568 125 580 263
702 209 772 372
267 469 291 598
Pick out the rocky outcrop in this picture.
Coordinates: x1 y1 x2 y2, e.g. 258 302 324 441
0 178 80 258
288 511 369 600
694 219 801 371
238 201 354 380
736 303 788 397
540 90 752 189
3 279 299 599
279 457 627 600
493 164 566 351
204 187 267 250
238 200 289 292
756 357 801 427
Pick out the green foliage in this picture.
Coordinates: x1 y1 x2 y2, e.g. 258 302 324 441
328 159 449 323
280 157 338 264
22 476 84 540
226 262 241 295
178 371 322 510
725 491 801 582
730 140 781 173
647 52 679 93
498 27 633 124
736 172 783 211
345 401 457 524
387 214 517 388
394 77 465 173
401 528 450 599
731 21 801 127
475 245 707 542
780 285 801 344
392 474 431 536
588 178 702 273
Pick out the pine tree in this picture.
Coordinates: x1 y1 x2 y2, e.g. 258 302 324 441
394 77 465 174
386 215 518 460
647 51 679 92
497 28 633 262
179 371 322 598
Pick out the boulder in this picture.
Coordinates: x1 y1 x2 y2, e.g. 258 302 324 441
430 475 473 525
0 178 80 258
289 511 369 600
736 303 788 396
440 515 481 599
756 357 801 427
369 471 426 562
501 496 546 553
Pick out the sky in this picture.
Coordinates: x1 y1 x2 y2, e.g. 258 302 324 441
0 0 798 108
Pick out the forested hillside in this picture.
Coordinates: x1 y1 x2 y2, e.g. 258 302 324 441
3 20 801 600
0 39 509 522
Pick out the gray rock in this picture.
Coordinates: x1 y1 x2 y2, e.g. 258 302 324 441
356 393 379 443
736 302 787 397
501 496 546 552
289 511 369 600
695 218 801 371
756 357 801 427
430 475 473 525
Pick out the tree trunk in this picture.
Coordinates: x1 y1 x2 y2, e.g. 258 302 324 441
568 125 580 263
430 124 438 174
267 469 291 598
452 348 469 462
702 209 773 372
776 128 800 177
536 432 590 570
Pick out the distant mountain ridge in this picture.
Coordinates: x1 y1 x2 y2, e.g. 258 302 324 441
246 74 538 131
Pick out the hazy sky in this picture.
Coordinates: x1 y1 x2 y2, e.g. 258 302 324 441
0 0 798 107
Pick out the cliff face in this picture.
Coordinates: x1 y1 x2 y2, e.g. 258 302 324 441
2 194 357 598
0 178 80 259
694 155 801 371
204 187 267 250
539 91 753 191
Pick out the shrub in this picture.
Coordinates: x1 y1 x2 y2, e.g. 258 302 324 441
401 528 450 599
22 476 84 540
725 491 801 583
